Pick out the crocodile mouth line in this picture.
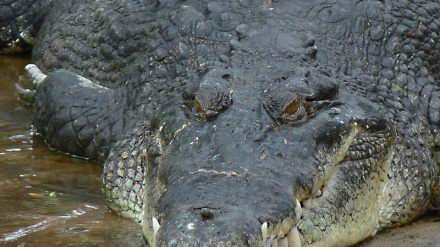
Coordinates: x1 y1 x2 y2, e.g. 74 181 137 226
149 215 303 247
149 206 304 247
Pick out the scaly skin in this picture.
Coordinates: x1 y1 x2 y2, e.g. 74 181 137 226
0 0 46 53
6 0 440 246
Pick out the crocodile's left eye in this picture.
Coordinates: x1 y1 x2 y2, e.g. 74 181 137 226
263 90 333 126
182 83 232 122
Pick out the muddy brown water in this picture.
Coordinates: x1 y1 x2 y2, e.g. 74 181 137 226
0 55 439 247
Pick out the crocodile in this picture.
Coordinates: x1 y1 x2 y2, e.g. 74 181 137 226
3 0 440 246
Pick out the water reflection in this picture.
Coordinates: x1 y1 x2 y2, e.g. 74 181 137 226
0 55 144 246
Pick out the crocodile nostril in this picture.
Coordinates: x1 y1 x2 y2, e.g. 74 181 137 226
200 207 214 219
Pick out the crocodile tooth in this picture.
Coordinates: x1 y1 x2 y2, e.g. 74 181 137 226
262 221 268 240
264 236 272 247
295 199 301 210
302 198 312 209
294 199 303 220
315 189 322 197
278 236 288 247
152 216 160 238
287 226 301 247
269 236 276 247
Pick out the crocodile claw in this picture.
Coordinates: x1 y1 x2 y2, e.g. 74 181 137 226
15 64 47 106
25 64 47 89
15 83 36 106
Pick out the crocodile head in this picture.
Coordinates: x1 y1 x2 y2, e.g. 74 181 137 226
99 18 402 247
135 66 395 247
104 66 397 246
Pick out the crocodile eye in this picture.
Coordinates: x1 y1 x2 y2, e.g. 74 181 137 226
283 99 300 115
279 98 307 125
263 90 333 126
193 99 203 113
182 84 232 122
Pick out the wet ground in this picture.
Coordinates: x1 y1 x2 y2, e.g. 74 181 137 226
0 55 439 247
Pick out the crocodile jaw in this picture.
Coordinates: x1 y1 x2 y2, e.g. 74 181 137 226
137 120 396 247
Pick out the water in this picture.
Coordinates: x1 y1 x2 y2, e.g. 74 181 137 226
0 55 145 246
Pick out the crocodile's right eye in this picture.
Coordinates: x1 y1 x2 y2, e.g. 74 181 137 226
182 83 232 122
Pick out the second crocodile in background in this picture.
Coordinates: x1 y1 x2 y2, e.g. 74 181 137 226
4 0 440 246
